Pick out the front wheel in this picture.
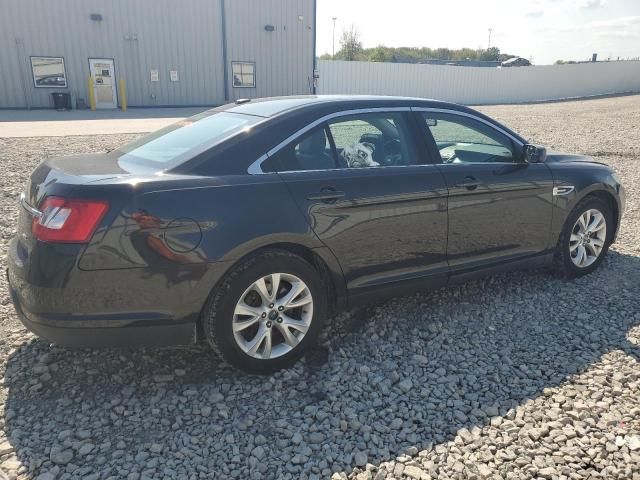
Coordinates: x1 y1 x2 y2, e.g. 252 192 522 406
202 250 327 373
554 196 612 278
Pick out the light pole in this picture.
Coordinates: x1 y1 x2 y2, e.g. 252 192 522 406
332 17 338 58
488 28 493 49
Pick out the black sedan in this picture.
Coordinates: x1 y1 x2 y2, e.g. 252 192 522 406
7 96 625 372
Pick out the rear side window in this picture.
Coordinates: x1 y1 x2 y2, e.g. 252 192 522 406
261 112 418 173
262 127 336 172
327 113 416 168
115 111 261 171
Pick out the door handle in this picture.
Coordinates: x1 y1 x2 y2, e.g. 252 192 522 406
306 188 345 203
454 176 482 190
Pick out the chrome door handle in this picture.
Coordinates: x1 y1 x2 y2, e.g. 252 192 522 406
306 189 345 202
454 176 482 190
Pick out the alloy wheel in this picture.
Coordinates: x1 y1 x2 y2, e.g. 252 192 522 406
569 208 607 268
232 273 313 359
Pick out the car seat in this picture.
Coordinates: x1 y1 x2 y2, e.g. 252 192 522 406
296 130 335 171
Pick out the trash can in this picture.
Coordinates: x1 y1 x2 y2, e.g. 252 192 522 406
51 92 72 111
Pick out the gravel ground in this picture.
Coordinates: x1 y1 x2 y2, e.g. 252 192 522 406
1 95 639 480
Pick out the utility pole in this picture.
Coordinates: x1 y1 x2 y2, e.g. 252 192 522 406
488 28 493 49
332 17 338 58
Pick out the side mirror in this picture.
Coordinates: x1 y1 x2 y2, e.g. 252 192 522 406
524 144 547 163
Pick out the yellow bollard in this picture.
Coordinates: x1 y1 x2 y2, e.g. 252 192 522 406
88 77 96 111
119 78 127 111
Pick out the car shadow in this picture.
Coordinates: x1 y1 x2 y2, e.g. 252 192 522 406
2 251 639 479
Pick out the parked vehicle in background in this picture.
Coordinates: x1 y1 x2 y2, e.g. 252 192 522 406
500 57 532 67
7 95 624 372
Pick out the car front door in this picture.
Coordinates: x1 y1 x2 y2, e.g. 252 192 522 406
416 110 554 271
260 109 449 301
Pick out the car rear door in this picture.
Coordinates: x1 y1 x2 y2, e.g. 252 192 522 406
415 109 554 271
258 109 449 301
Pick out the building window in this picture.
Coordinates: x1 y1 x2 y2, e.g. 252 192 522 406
31 57 67 88
231 62 256 88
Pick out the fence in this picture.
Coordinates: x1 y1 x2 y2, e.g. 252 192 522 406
317 59 640 105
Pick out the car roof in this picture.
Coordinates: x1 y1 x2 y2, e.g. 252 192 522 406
174 94 528 175
220 95 472 118
217 94 527 146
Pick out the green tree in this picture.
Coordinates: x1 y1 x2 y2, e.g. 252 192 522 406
336 25 363 61
451 48 480 61
369 46 389 62
321 42 525 65
434 48 453 60
480 47 501 61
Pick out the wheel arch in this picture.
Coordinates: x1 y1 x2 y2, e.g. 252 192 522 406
583 190 620 243
248 242 347 315
195 241 347 342
552 188 617 277
550 182 621 254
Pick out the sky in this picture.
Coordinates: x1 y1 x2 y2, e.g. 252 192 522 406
316 0 640 64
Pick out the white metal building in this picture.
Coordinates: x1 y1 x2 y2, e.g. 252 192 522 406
0 0 317 109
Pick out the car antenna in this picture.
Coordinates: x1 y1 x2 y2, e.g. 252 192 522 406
235 98 251 105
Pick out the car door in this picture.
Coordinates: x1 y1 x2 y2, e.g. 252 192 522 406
415 110 554 271
260 109 449 300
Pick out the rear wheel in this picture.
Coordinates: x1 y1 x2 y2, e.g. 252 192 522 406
554 196 612 278
202 250 326 373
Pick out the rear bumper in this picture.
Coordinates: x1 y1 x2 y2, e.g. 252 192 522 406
5 235 211 348
7 269 195 348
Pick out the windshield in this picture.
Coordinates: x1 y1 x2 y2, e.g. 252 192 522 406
114 111 262 171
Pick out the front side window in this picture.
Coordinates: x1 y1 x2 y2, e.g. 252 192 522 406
422 113 516 163
31 56 67 88
232 62 256 88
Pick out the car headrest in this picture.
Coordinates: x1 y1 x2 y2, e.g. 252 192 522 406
298 130 327 155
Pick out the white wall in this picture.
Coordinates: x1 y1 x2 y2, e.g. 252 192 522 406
317 60 640 105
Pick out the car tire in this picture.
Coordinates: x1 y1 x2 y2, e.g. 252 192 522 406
202 249 327 373
553 196 613 278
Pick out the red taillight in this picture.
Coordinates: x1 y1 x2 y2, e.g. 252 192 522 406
32 197 109 243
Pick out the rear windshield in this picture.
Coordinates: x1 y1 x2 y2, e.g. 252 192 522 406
114 111 262 171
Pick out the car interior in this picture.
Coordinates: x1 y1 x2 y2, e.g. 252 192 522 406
424 116 515 164
436 142 514 163
262 115 414 173
330 117 410 167
295 130 337 171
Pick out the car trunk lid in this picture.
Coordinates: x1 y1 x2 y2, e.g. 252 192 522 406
24 153 130 207
18 153 136 246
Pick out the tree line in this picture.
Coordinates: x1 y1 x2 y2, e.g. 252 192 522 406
321 25 521 63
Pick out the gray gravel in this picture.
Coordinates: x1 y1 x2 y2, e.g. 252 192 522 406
1 95 640 480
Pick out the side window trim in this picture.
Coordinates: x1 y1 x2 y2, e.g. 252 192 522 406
248 107 412 174
248 107 525 174
415 110 522 165
324 124 340 165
